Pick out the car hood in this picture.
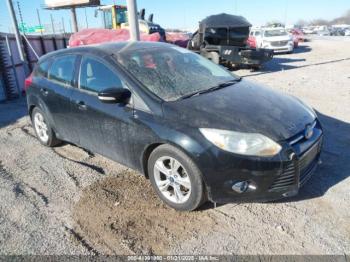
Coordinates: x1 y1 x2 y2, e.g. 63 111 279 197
162 80 316 142
264 35 291 41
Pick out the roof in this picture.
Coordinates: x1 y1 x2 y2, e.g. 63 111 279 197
262 27 286 31
199 13 252 29
39 41 173 61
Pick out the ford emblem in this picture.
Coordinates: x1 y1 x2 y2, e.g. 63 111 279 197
304 125 314 140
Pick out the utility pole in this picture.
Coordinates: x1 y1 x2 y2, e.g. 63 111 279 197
37 9 43 36
284 0 289 26
61 17 66 35
84 8 89 28
6 0 28 74
126 0 140 41
16 1 25 33
69 19 73 33
50 14 56 35
71 7 78 32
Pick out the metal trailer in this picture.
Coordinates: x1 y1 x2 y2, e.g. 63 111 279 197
0 33 69 101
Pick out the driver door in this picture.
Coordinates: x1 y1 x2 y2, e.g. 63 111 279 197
69 55 135 166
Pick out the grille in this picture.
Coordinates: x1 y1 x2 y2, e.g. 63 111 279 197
269 161 296 190
271 41 288 47
269 138 322 191
299 141 321 186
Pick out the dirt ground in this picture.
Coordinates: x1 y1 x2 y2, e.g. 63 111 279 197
0 38 349 255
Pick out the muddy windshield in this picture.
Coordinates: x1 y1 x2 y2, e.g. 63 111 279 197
264 29 288 37
117 46 238 101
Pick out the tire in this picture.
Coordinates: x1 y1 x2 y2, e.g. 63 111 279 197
31 107 61 147
148 144 206 211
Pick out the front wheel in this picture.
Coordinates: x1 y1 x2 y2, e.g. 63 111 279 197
148 144 206 211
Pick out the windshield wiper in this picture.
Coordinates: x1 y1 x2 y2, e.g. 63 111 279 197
179 78 242 100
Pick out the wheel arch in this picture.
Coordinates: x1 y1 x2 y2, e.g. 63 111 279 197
141 139 210 190
141 142 164 178
27 95 57 133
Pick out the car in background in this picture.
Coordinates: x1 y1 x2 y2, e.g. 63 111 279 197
250 27 294 54
247 35 257 48
317 29 331 36
25 42 322 211
345 29 350 36
302 27 316 34
330 28 346 36
289 29 305 47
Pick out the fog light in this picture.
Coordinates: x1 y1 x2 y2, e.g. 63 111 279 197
232 181 256 193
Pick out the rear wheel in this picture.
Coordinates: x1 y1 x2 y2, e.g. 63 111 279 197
148 144 206 211
32 107 61 147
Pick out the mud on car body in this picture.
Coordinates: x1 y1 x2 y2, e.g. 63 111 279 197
25 42 322 211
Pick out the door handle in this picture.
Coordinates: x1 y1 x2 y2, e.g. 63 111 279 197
40 88 49 96
75 100 87 110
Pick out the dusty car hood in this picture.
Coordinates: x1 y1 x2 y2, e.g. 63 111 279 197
163 80 316 141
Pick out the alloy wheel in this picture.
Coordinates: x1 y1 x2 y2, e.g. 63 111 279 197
153 156 191 204
34 112 49 143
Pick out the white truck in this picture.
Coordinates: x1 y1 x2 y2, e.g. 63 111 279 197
250 27 294 54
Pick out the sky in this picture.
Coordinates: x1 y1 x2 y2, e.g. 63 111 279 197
0 0 349 33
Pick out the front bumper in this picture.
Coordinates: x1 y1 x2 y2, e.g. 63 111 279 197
201 120 323 203
263 42 294 53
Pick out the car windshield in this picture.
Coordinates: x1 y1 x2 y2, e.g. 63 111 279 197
117 46 238 101
264 29 288 37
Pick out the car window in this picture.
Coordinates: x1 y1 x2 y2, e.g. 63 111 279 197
118 46 238 101
255 31 261 36
204 27 228 45
48 55 76 86
264 29 288 37
35 60 51 78
79 57 123 93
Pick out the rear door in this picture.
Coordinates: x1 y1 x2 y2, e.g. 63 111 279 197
45 54 79 142
69 55 135 166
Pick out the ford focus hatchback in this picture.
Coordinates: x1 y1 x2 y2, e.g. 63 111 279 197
25 42 322 211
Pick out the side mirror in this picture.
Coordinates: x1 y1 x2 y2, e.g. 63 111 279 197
98 88 131 104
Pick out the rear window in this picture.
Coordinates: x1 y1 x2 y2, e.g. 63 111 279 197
35 60 51 78
204 28 228 45
48 55 76 86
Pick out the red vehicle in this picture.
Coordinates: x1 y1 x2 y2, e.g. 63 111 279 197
289 29 305 48
247 35 256 48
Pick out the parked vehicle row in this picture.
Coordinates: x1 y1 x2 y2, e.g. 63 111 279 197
302 25 350 36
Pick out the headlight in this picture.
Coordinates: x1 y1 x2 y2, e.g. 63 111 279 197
199 128 282 157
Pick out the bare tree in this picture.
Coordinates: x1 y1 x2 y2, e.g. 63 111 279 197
309 19 330 26
295 19 309 27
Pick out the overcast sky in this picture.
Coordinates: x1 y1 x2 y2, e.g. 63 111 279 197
0 0 349 33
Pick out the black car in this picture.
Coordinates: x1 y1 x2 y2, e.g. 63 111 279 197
25 42 322 211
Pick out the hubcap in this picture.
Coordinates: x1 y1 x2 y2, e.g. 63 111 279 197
34 112 49 143
153 156 191 204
